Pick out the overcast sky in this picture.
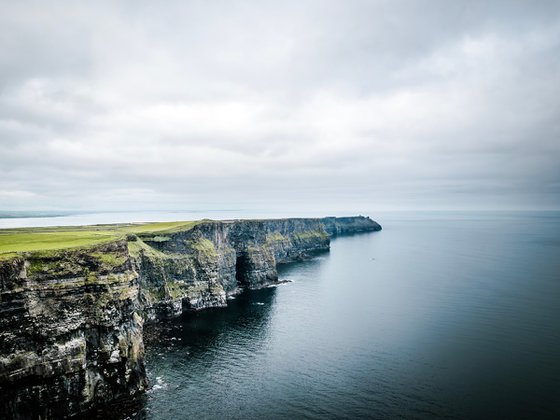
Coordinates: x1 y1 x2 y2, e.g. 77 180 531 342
1 0 559 213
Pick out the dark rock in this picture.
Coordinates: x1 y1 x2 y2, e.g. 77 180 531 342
0 241 147 419
322 215 382 236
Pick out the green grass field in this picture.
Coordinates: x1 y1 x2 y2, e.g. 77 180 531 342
0 220 203 258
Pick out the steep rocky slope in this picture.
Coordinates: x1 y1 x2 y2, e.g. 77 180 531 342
0 241 146 419
0 216 380 418
134 218 335 320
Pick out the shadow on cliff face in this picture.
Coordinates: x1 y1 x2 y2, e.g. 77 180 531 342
146 286 277 351
235 253 252 287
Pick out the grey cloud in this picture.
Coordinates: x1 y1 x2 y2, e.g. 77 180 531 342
1 0 559 212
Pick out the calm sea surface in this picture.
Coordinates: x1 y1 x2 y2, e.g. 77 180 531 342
3 211 559 419
128 211 559 419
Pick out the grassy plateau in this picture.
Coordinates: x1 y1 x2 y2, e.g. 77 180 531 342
0 220 202 259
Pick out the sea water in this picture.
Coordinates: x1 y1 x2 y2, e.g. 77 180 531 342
134 211 560 419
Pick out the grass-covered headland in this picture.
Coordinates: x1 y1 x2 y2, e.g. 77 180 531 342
0 220 202 259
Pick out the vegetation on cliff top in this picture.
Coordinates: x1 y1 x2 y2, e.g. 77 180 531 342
0 220 202 258
190 238 218 259
293 230 329 240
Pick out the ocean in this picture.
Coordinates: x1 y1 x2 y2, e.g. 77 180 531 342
134 211 560 419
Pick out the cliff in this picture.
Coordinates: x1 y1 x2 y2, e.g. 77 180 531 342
322 216 381 236
0 241 146 419
0 216 380 418
133 218 335 320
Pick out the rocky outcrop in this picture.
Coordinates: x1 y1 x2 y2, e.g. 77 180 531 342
322 216 381 236
0 216 380 418
0 241 146 419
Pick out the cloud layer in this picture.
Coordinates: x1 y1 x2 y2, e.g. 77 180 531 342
1 0 559 212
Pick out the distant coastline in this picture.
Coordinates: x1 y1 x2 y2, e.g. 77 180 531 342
0 210 378 229
0 211 70 219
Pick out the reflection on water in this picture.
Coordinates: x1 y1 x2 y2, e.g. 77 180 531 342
122 212 558 419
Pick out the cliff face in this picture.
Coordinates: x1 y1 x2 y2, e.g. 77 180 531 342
0 216 380 418
322 216 381 236
0 241 146 419
134 218 331 320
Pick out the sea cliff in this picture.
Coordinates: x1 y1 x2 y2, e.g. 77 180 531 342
0 216 380 418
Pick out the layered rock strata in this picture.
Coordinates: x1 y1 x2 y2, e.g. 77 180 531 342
0 216 380 418
0 241 146 419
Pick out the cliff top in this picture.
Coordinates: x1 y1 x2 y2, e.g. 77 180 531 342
0 216 379 260
0 220 202 259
